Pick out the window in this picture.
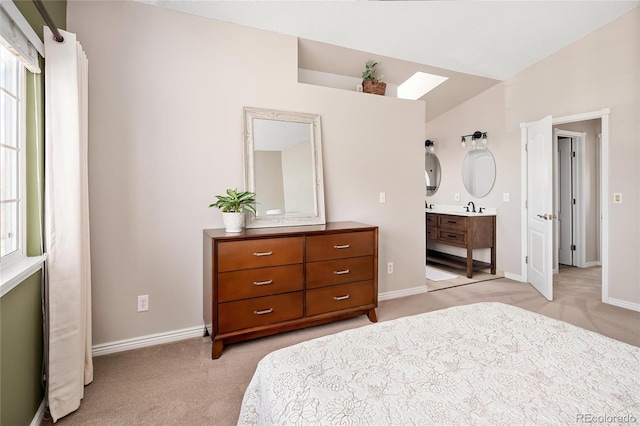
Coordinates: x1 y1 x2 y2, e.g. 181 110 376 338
1 44 25 262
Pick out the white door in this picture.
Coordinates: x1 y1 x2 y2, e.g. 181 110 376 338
526 116 553 300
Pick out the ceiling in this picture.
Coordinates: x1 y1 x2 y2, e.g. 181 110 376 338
139 0 639 120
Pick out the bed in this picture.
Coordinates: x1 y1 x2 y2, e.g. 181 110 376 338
238 302 640 425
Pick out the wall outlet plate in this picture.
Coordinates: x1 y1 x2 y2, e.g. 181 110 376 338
137 295 149 312
454 193 460 201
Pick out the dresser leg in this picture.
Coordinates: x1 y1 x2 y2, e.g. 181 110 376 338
367 308 378 323
212 340 224 359
466 246 473 278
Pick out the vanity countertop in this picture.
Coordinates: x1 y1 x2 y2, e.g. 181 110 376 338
425 204 496 217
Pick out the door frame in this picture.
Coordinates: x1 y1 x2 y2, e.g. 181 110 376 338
553 129 587 271
520 108 610 303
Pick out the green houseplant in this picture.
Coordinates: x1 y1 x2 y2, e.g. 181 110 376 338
361 60 386 95
209 188 257 232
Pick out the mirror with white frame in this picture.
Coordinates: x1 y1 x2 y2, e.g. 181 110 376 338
243 107 325 228
425 152 441 196
462 148 496 198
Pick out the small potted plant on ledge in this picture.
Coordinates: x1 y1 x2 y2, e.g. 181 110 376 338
361 60 386 95
209 188 257 233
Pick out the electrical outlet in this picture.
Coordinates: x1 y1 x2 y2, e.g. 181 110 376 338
503 193 510 202
454 193 460 202
387 262 394 274
613 193 622 203
137 295 149 312
379 192 386 203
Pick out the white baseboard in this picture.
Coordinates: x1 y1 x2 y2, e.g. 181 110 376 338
92 325 205 357
379 285 429 302
582 261 601 268
30 399 45 426
605 297 640 312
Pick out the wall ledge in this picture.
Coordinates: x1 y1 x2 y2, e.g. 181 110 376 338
0 254 47 298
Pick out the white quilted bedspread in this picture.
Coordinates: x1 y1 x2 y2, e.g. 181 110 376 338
238 302 640 425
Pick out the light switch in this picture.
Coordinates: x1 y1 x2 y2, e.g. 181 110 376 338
613 193 622 203
503 193 510 203
379 192 386 203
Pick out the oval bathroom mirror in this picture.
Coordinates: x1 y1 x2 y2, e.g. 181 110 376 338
462 148 496 198
425 152 441 196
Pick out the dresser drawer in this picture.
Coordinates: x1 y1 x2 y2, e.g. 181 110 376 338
438 215 467 232
217 237 303 272
426 228 437 240
306 231 374 262
218 292 303 333
438 231 466 247
306 256 373 289
426 214 436 226
306 281 374 316
218 264 303 302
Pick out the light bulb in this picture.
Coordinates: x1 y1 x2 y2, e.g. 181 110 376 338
461 141 466 149
430 146 435 153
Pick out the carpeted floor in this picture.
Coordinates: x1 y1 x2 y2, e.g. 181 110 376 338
43 267 640 425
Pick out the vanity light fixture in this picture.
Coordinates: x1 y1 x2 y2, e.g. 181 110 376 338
425 139 435 153
460 131 488 150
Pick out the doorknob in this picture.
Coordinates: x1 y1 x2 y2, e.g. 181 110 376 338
536 213 557 220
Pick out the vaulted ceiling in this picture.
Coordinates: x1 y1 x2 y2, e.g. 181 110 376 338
139 0 639 120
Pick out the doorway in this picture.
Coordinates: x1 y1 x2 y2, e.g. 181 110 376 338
520 109 609 303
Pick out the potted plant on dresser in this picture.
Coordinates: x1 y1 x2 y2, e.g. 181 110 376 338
361 60 386 95
209 188 257 232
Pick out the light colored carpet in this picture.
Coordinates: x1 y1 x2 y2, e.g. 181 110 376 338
42 266 640 426
425 265 457 281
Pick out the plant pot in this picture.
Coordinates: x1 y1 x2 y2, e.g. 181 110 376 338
222 212 244 233
363 80 386 95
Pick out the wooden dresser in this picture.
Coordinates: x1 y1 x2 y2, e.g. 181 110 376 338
426 213 496 278
203 222 378 359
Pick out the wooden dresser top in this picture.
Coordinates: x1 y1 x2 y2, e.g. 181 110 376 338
204 221 377 240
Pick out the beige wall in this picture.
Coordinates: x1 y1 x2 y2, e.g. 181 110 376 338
67 1 425 345
426 8 639 305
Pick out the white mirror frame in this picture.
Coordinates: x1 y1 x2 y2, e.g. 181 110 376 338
243 107 326 228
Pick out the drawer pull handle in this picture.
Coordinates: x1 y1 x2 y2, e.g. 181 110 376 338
447 221 457 224
253 251 273 257
253 280 273 286
447 234 457 238
254 308 274 315
333 244 350 249
334 295 350 301
334 269 350 275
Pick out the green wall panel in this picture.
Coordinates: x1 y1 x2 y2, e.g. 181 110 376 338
0 272 44 426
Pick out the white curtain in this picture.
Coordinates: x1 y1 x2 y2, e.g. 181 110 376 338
44 27 93 422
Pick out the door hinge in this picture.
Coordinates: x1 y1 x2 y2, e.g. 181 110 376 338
525 200 528 209
570 151 576 158
525 256 528 264
572 198 576 205
571 244 576 251
525 143 528 152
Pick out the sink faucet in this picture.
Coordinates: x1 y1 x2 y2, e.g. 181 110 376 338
467 201 476 213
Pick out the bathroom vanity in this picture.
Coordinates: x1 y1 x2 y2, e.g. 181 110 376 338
426 211 496 278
